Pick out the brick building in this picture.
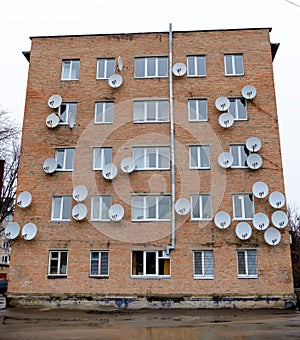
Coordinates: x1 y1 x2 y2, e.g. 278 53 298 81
6 26 296 309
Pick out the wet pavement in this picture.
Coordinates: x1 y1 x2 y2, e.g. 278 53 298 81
1 306 300 339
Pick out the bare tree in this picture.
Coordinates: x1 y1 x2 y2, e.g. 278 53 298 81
288 204 300 288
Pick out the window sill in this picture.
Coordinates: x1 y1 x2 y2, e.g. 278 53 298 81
194 276 214 280
47 275 67 279
94 122 114 125
131 275 171 279
89 275 109 279
133 121 169 124
189 167 211 170
132 219 171 222
238 276 258 279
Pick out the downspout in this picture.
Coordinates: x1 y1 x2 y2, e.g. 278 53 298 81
167 23 175 255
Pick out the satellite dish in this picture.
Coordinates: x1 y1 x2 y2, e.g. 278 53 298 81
252 212 269 231
246 137 262 153
252 181 269 199
22 223 37 241
218 152 234 168
43 158 57 174
235 222 252 240
214 211 231 229
117 56 123 72
72 185 88 202
272 211 288 229
218 112 234 128
109 204 124 221
48 94 62 109
120 157 136 173
102 163 118 180
175 198 191 215
69 112 76 129
269 191 285 209
264 227 281 246
108 74 123 88
17 191 32 208
172 62 187 76
5 222 20 240
46 113 60 128
242 85 257 100
246 154 262 170
215 96 230 111
72 203 88 221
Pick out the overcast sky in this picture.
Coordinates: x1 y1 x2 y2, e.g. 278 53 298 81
1 0 299 208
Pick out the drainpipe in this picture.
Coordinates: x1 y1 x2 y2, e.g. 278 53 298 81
166 23 175 255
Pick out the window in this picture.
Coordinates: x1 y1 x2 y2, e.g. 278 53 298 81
189 145 210 169
133 147 170 170
232 194 254 220
93 147 112 170
51 196 72 221
55 148 74 171
61 59 80 80
188 99 208 121
228 98 247 120
230 144 249 168
133 100 169 123
132 195 170 221
193 250 214 279
90 251 109 277
191 194 212 220
224 54 244 76
58 103 77 125
2 241 9 249
91 195 111 221
95 102 114 124
48 250 68 276
96 58 115 79
134 57 168 78
1 256 9 264
237 250 258 278
187 56 206 77
131 250 170 277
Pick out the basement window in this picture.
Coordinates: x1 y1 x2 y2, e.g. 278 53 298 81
131 250 170 277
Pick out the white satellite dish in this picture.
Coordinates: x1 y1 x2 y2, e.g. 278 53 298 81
43 158 57 174
72 203 88 221
120 157 136 173
218 112 234 128
235 222 252 240
269 191 285 209
215 96 230 111
246 137 262 153
252 181 269 199
252 212 269 231
17 191 32 208
264 227 281 246
214 211 231 229
242 85 257 100
172 62 187 76
69 112 76 129
272 211 288 229
246 154 262 170
72 185 88 202
117 56 123 72
218 152 234 168
22 223 37 241
5 222 20 240
109 204 124 221
48 94 62 109
108 74 123 88
175 198 191 215
46 113 60 128
102 163 118 180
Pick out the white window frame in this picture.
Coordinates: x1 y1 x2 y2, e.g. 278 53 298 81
91 195 111 221
94 101 114 124
236 249 258 278
90 251 109 277
48 250 68 276
133 100 169 123
1 255 9 264
133 147 170 170
132 195 170 221
191 194 212 221
187 55 206 77
224 54 244 76
228 97 247 120
61 59 80 80
55 148 74 171
51 195 72 221
189 145 210 169
134 57 168 78
230 144 249 168
193 250 214 279
93 147 112 170
188 99 208 121
58 102 77 125
232 194 254 220
96 58 115 79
